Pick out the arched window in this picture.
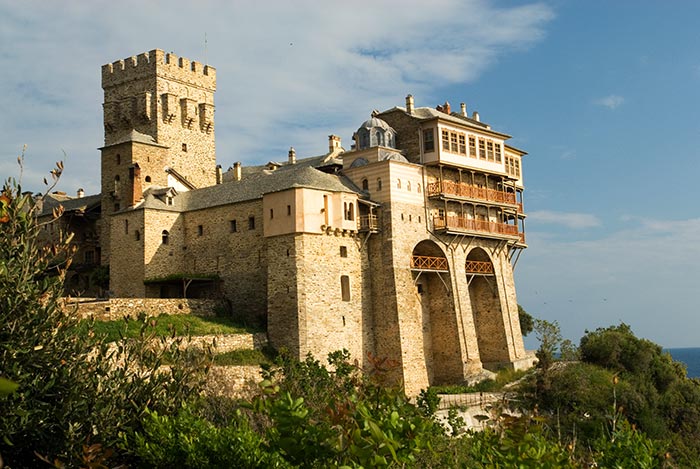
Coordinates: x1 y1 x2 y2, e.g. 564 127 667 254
116 154 121 165
114 175 120 193
361 178 369 191
145 176 151 183
376 130 384 146
397 179 401 189
377 178 382 191
135 230 141 241
161 230 169 245
407 181 411 191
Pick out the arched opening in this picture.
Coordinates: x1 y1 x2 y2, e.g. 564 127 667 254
361 178 368 191
411 240 461 384
161 230 169 245
467 247 509 368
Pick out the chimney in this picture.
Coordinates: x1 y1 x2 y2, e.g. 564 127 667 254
460 103 467 116
288 147 296 164
328 135 341 153
405 94 414 114
216 164 222 184
472 111 480 122
128 164 142 207
233 162 242 181
77 188 84 198
443 101 451 114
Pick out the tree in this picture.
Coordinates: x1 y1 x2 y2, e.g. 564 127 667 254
0 160 208 467
518 304 534 336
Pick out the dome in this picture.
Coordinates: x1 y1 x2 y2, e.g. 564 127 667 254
355 114 397 150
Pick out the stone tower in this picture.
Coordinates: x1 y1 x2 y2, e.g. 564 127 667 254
99 49 216 264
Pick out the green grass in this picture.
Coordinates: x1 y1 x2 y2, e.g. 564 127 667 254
77 314 262 342
431 368 529 394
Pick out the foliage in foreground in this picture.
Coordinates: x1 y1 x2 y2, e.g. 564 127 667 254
0 170 209 468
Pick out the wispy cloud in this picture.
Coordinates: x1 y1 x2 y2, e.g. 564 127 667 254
517 217 700 347
528 210 601 229
0 1 555 194
594 94 624 109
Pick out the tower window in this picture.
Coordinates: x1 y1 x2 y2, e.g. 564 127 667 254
362 178 368 191
124 219 129 234
287 205 291 216
197 224 203 236
340 246 348 257
114 203 120 211
162 230 169 245
182 143 188 152
397 179 401 189
116 154 121 165
248 216 255 230
341 275 350 301
377 178 382 191
230 219 237 232
135 230 141 241
145 176 151 183
270 209 274 219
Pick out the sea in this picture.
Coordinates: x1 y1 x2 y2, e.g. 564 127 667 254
666 348 700 378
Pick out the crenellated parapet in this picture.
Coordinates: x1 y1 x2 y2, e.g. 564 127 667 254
101 49 216 91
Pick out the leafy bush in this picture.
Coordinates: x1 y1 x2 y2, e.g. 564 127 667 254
0 168 209 467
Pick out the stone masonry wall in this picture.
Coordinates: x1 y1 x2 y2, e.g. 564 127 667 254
64 298 223 320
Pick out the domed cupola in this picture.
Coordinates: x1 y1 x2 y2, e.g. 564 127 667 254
354 111 396 150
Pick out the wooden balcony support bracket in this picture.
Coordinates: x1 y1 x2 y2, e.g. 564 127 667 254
412 269 452 295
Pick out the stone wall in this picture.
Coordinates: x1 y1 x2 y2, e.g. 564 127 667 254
65 297 223 320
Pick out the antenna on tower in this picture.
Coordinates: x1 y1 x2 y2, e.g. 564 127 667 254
204 32 208 65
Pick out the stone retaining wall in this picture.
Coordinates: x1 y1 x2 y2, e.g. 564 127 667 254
62 297 224 320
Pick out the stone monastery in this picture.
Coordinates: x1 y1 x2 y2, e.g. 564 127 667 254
48 49 534 394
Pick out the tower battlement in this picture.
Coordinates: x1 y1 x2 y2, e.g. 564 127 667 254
101 49 216 90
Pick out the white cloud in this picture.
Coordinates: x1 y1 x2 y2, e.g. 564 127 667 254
516 217 700 348
0 1 554 194
594 94 625 109
528 210 601 229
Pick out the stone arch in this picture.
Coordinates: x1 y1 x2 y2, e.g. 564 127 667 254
467 247 509 368
411 240 461 384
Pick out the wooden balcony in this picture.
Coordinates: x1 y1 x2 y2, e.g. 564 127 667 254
358 214 379 233
427 181 521 211
433 215 520 240
411 255 449 272
465 260 494 275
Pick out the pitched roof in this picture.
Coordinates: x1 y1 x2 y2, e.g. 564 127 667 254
140 164 360 212
38 193 101 217
379 106 511 138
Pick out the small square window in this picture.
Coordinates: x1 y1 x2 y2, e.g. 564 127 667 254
182 143 188 152
340 246 348 257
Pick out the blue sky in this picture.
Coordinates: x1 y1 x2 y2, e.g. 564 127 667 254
2 1 699 347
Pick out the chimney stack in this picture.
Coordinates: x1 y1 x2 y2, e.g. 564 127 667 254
77 188 84 198
233 162 242 181
460 103 467 116
328 135 341 154
472 111 480 122
406 94 414 114
288 147 296 164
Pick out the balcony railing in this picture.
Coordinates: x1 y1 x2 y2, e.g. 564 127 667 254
427 181 519 209
411 255 449 271
465 260 494 275
433 215 520 239
358 214 379 232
